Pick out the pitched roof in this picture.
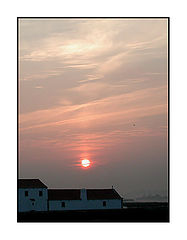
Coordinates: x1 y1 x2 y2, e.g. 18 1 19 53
87 189 122 200
48 189 122 200
18 179 48 189
48 189 81 200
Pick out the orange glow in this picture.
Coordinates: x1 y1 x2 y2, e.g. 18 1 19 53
81 159 91 168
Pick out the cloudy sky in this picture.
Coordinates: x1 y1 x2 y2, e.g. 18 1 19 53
19 18 168 198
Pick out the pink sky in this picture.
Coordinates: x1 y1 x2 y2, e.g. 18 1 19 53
19 18 168 198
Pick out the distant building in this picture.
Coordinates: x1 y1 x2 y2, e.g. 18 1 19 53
18 179 48 212
18 179 123 212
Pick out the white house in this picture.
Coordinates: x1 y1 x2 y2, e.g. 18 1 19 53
48 188 123 211
18 179 48 212
18 179 123 212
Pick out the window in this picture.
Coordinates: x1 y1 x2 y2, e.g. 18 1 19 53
39 191 43 197
61 202 65 208
25 191 28 197
103 201 106 207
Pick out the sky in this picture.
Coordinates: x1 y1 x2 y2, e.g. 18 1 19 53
19 18 168 198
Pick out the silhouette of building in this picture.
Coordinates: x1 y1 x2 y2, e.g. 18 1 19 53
18 179 48 212
18 179 123 212
48 188 122 211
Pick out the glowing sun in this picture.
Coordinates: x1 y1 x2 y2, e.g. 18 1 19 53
81 159 91 168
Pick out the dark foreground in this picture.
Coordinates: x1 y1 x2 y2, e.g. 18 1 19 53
18 202 169 222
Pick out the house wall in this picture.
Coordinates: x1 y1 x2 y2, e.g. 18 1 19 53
49 200 82 211
84 199 122 210
18 188 48 212
49 199 122 211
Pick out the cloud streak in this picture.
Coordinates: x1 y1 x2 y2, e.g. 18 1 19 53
19 19 168 197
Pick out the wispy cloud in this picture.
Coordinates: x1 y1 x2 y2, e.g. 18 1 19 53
19 19 168 195
20 86 167 132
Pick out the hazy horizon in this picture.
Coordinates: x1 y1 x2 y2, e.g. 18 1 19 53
19 18 168 199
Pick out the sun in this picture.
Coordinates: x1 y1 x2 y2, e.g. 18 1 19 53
81 159 91 168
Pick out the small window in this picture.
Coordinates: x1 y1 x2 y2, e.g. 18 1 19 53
61 202 65 208
25 191 28 197
39 191 43 197
32 202 34 206
103 201 106 207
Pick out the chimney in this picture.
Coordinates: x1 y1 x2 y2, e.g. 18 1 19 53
80 188 87 201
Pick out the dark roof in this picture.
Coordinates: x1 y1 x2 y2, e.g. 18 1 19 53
48 188 122 200
18 179 48 189
48 189 81 200
87 189 122 200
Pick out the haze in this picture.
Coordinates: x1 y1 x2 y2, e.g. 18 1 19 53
19 18 168 199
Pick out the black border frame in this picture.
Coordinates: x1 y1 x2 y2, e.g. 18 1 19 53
17 17 170 222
